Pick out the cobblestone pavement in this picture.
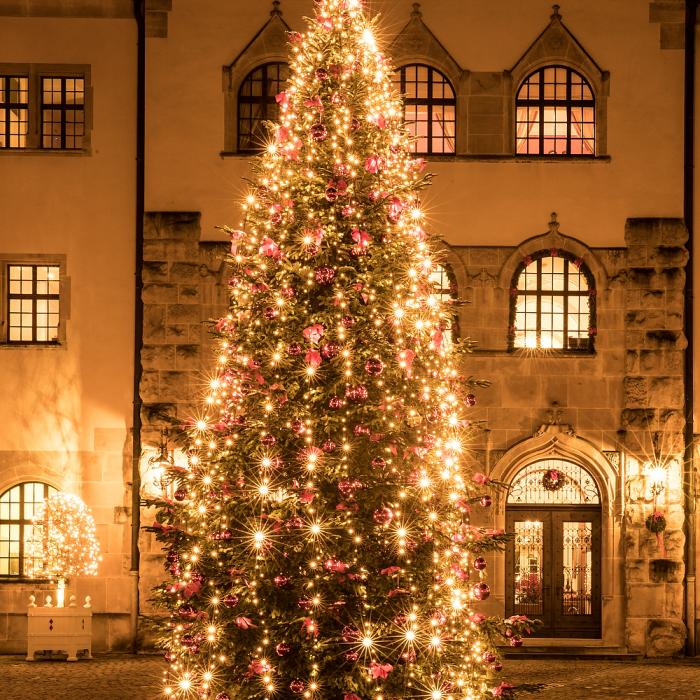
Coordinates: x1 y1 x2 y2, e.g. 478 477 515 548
2 655 700 699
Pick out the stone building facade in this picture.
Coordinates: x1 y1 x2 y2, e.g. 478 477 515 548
1 0 700 661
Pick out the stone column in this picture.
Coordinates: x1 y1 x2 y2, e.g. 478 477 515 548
622 218 688 656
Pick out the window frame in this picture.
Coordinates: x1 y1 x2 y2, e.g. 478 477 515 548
0 254 68 346
0 74 29 149
395 63 457 156
430 262 460 343
515 65 595 157
0 481 58 580
0 64 91 155
236 61 289 154
508 249 596 353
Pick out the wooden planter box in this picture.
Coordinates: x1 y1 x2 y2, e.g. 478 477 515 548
27 598 92 662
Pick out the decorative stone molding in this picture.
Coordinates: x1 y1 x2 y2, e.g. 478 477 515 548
496 212 609 291
222 1 290 153
0 0 133 16
507 5 610 156
649 1 685 50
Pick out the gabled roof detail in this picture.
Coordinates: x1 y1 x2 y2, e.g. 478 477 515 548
224 1 291 85
389 2 462 87
510 4 608 94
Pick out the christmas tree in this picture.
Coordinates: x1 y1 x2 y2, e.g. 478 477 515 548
152 1 535 698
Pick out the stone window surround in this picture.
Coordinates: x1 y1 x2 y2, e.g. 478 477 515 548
489 424 623 646
0 253 69 346
0 63 92 156
221 4 609 161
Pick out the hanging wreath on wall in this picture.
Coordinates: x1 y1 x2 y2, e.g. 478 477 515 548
645 510 667 534
542 468 565 492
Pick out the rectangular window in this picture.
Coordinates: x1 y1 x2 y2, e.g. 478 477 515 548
0 65 90 154
41 76 85 150
0 75 29 149
5 263 61 343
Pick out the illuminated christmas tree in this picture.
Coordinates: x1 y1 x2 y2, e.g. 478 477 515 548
28 492 101 607
152 1 535 698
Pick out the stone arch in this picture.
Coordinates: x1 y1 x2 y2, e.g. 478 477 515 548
489 424 624 645
222 2 291 153
497 212 609 292
0 463 65 498
507 5 610 155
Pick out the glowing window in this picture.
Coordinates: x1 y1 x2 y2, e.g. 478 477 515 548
41 76 85 150
429 263 458 344
0 482 58 576
510 251 594 351
0 76 29 149
237 62 290 152
507 459 600 505
7 264 61 343
516 66 595 156
394 65 456 155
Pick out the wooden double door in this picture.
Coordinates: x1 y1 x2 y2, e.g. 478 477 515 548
505 507 601 638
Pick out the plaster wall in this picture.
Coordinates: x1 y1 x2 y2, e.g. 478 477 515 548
145 0 683 246
0 16 136 652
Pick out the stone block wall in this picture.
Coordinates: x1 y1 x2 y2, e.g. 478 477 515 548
620 218 688 656
453 217 688 655
138 212 228 611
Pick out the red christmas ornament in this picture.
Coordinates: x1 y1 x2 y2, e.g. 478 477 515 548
328 395 343 410
314 266 336 285
473 556 487 571
174 487 187 502
316 67 329 80
349 118 360 131
290 680 305 694
261 434 276 446
341 625 359 642
509 636 524 647
287 342 303 356
291 419 305 434
480 495 492 507
345 384 368 402
321 342 340 359
373 507 393 525
263 307 277 320
345 650 359 661
275 642 291 656
222 594 239 608
364 358 384 376
465 393 477 406
322 439 337 452
274 575 291 588
338 478 363 498
341 315 355 328
310 123 328 142
472 582 491 600
483 651 497 664
178 603 197 619
353 424 370 437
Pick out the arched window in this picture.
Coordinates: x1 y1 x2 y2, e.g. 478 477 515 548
509 250 595 352
0 481 57 576
507 459 601 505
430 263 458 344
516 66 595 156
237 62 289 153
394 65 456 155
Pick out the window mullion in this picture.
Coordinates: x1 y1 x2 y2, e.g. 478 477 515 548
563 258 569 349
536 257 542 347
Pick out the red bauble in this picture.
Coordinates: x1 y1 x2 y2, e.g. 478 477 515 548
276 642 291 656
321 342 340 359
338 478 363 498
465 393 477 406
509 636 524 647
314 266 336 285
349 118 360 131
373 507 393 525
222 594 239 608
472 582 491 600
341 315 355 328
322 439 337 452
315 67 329 81
263 306 277 320
166 551 179 564
285 517 304 529
473 556 487 571
345 385 368 402
310 124 328 142
492 662 503 672
215 694 231 700
482 651 497 664
290 680 305 693
261 434 276 446
328 396 343 410
341 625 359 642
371 457 386 469
353 424 370 437
274 575 291 588
291 419 305 434
178 604 196 619
480 495 492 508
345 651 359 661
364 358 384 376
325 186 338 202
287 342 303 356
174 487 187 501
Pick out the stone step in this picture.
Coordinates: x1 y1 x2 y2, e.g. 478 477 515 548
501 646 642 660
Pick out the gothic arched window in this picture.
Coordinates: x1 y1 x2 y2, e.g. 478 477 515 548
516 66 595 156
394 64 456 155
238 62 289 152
509 250 595 351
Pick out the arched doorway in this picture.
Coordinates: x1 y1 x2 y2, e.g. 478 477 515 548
505 458 602 638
